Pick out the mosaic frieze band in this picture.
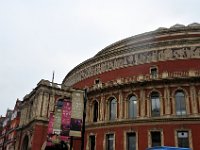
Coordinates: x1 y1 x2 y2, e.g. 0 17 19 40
64 46 200 86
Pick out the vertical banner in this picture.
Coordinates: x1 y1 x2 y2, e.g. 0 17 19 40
60 100 72 141
46 99 72 147
53 108 62 135
70 91 84 137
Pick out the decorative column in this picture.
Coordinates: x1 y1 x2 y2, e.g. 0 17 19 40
140 88 145 118
164 86 170 116
160 96 164 116
146 96 150 117
89 102 93 122
124 98 127 119
85 99 90 123
105 99 109 121
171 94 175 116
190 85 198 115
118 90 123 119
185 90 190 115
198 92 200 113
100 94 105 121
42 92 49 117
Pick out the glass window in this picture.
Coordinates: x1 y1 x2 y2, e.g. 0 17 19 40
106 134 114 150
177 131 189 148
151 131 161 147
127 132 136 150
110 98 117 120
150 92 160 117
95 79 100 84
89 135 96 150
57 99 64 109
93 101 98 122
175 91 186 115
129 96 137 118
150 67 158 79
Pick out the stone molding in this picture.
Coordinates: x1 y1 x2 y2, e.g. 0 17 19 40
63 24 200 86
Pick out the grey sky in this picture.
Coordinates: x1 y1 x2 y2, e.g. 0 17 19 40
0 0 199 115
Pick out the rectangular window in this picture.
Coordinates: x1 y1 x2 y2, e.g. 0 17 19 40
177 131 189 148
95 79 100 84
127 132 136 150
89 135 95 150
150 67 158 79
151 131 161 147
106 134 114 150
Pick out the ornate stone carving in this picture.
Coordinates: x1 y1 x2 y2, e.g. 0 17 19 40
64 46 200 86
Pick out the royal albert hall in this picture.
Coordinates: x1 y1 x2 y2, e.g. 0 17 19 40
63 23 200 150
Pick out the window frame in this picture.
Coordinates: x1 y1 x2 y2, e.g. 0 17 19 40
175 90 186 116
175 129 191 148
150 66 158 79
150 92 160 117
109 98 117 121
89 135 96 150
93 100 98 122
105 133 115 150
128 95 137 119
126 132 137 150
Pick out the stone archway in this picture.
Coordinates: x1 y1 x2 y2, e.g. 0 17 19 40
21 135 29 150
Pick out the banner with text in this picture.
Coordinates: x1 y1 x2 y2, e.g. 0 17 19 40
60 100 72 141
69 91 84 137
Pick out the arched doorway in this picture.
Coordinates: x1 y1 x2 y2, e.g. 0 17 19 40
21 135 29 150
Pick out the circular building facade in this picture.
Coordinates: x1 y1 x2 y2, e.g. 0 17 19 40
63 23 200 150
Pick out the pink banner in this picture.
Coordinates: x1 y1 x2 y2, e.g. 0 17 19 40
60 100 72 141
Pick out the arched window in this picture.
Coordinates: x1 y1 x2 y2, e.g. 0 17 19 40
150 92 160 117
175 90 186 115
93 100 98 122
109 98 117 120
128 95 137 118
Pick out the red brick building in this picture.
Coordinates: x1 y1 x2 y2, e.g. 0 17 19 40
62 23 200 150
15 79 77 150
5 100 21 150
0 109 13 150
0 116 6 150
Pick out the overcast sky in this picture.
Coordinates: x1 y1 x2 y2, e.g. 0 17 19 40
0 0 199 116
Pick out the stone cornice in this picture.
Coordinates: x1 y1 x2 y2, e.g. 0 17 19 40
87 70 200 96
86 116 200 129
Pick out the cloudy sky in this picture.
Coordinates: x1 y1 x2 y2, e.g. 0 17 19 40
0 0 199 116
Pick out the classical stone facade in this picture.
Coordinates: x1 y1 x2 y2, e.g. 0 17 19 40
63 23 200 150
15 80 73 150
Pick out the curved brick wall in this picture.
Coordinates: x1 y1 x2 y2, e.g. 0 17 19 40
63 23 200 150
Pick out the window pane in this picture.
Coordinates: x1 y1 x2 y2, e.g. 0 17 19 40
151 92 160 117
151 131 161 147
93 101 98 122
89 135 95 150
127 133 136 150
177 131 189 148
151 68 158 79
110 98 117 120
129 96 137 118
175 91 186 115
106 134 114 150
